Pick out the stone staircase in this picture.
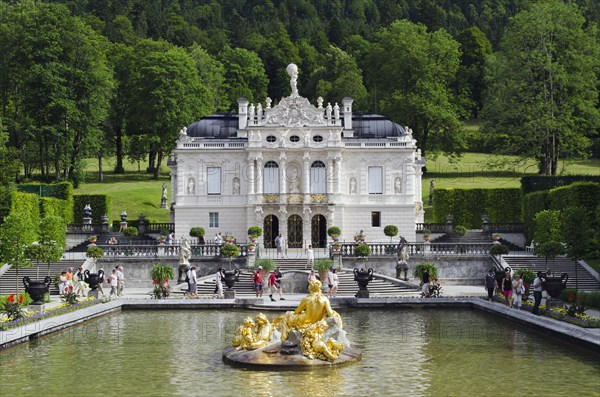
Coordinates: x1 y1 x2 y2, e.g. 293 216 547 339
194 258 416 297
431 230 525 252
0 260 82 294
502 256 600 291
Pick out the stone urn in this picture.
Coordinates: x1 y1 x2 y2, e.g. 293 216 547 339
223 269 240 290
354 268 374 298
23 276 52 305
84 269 105 291
541 272 569 299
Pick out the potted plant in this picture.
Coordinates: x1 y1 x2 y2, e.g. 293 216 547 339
315 258 334 281
123 226 138 238
189 227 205 244
332 241 342 253
354 243 371 258
223 233 235 243
247 242 256 252
157 235 166 244
327 226 341 241
255 259 276 273
422 229 431 242
151 264 174 299
454 225 467 237
492 233 501 241
413 262 439 285
384 225 398 242
247 226 263 242
88 235 97 244
515 268 536 297
86 245 105 259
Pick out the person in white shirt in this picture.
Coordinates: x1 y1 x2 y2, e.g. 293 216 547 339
116 266 125 296
107 269 118 299
187 266 198 298
306 245 314 269
326 267 335 297
215 267 224 298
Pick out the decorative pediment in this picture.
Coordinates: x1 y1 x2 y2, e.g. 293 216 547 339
264 94 326 127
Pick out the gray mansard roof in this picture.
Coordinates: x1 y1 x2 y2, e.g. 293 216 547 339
185 113 406 139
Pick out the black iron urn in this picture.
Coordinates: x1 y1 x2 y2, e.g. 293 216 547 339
541 272 569 298
23 276 52 305
354 268 374 290
223 269 240 290
84 269 105 291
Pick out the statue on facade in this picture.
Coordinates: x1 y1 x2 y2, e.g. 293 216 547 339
289 168 301 193
287 63 299 96
349 178 357 194
396 236 409 263
394 177 402 194
233 177 240 195
187 178 195 195
179 236 192 265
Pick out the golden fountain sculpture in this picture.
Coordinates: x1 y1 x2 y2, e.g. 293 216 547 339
226 279 360 367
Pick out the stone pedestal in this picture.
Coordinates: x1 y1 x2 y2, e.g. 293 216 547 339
356 290 369 298
396 261 408 281
224 290 236 299
89 290 101 300
28 303 45 315
423 241 431 255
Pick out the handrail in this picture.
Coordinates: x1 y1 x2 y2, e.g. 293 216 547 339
336 242 494 257
95 243 248 258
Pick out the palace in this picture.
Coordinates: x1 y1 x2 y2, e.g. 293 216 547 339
169 64 424 247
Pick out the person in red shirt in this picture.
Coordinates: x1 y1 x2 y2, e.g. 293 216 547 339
268 270 277 302
252 266 263 297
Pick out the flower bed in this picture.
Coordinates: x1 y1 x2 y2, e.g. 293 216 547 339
0 297 106 331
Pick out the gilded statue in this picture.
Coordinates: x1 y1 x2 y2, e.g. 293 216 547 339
231 313 273 351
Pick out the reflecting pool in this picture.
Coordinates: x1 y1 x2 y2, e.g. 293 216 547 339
0 309 598 396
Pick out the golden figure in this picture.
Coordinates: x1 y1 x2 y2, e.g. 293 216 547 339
231 314 273 351
300 320 345 361
232 317 255 350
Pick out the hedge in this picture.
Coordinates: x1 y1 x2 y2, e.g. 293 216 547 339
0 186 14 224
17 182 73 201
521 175 600 194
523 191 549 241
433 188 522 228
11 191 40 230
41 197 73 223
73 195 110 224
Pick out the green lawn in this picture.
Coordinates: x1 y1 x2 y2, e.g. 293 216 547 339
73 152 599 224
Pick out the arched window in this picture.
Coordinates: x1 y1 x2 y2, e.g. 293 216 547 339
263 161 279 193
310 161 326 194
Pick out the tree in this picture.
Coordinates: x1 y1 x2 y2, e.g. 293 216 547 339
480 0 600 175
125 39 211 179
0 213 37 293
27 215 66 279
187 44 229 112
366 20 465 160
218 46 269 110
533 210 565 271
561 206 593 292
0 121 20 185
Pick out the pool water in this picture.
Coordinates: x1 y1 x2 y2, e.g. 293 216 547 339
0 309 598 396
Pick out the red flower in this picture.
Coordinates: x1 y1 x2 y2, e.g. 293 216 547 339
568 292 575 302
7 294 15 303
18 294 24 304
165 277 169 282
69 285 73 291
152 278 158 284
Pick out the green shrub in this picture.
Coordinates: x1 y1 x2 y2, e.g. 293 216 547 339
490 244 509 256
220 243 240 257
73 195 110 224
86 246 104 259
327 226 341 238
548 182 600 215
254 258 276 271
413 262 438 279
151 264 174 284
189 227 205 237
247 226 263 237
521 175 600 194
560 289 600 309
454 225 467 236
384 225 398 240
354 243 371 257
523 191 549 241
123 226 138 237
515 268 536 284
314 258 334 274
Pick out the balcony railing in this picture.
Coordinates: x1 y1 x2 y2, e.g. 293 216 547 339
96 243 248 258
335 242 493 257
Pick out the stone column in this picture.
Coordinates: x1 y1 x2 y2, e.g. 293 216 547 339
279 154 287 197
327 157 335 195
335 156 342 194
303 152 311 195
248 159 255 195
256 157 263 195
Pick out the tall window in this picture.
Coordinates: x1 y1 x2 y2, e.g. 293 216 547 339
368 166 383 194
371 211 381 227
209 212 219 228
310 161 326 193
263 161 279 193
207 167 221 195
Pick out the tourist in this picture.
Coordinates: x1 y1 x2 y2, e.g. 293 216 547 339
275 234 284 258
107 269 118 299
187 266 198 298
326 266 335 297
330 269 339 297
268 270 277 302
252 266 263 298
116 266 125 297
532 271 543 315
66 267 74 290
214 232 223 245
275 266 285 300
512 274 524 310
58 271 68 295
502 272 513 307
74 266 88 297
306 244 314 268
420 269 430 297
484 268 498 301
214 267 223 298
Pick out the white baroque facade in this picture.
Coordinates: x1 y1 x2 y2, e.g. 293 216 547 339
169 64 424 247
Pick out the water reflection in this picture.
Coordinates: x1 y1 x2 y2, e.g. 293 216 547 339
0 309 598 397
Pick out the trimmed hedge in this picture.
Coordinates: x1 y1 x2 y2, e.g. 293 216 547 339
11 191 40 230
523 191 549 241
73 195 110 224
521 175 600 194
433 188 522 228
0 186 14 224
41 197 73 223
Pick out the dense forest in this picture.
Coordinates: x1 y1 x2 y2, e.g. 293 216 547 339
0 0 599 184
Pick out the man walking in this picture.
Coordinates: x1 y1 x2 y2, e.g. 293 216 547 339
275 234 284 258
484 268 498 301
532 271 543 315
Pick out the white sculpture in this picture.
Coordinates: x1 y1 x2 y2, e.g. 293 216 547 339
287 63 299 96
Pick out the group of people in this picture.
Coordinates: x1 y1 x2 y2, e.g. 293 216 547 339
58 267 88 297
185 265 198 298
484 268 544 314
252 266 285 301
306 267 339 297
105 266 125 299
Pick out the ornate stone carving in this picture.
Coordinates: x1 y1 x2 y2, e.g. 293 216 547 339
311 194 327 203
287 194 303 204
263 194 279 203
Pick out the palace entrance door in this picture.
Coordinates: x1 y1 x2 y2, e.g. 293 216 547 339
263 215 279 248
287 214 303 248
311 214 327 248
